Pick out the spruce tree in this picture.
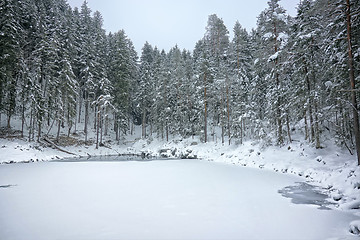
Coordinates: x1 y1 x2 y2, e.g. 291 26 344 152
0 0 24 128
230 21 253 144
255 0 290 145
137 42 155 138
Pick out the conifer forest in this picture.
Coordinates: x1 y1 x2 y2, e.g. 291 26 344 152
1 0 360 165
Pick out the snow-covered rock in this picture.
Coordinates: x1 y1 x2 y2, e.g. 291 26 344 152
350 220 360 235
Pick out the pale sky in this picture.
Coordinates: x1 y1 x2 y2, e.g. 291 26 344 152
66 0 299 54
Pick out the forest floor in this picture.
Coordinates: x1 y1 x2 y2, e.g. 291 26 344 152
0 119 360 236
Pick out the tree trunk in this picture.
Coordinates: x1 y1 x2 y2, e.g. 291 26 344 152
100 109 103 145
142 107 146 139
21 104 25 138
304 109 309 140
286 113 292 143
274 21 283 145
74 115 77 133
314 100 321 148
37 121 41 142
166 121 169 142
346 0 360 165
84 92 89 143
131 121 134 135
221 88 224 145
204 73 207 143
240 118 243 144
310 38 321 148
67 106 72 137
114 114 119 141
29 108 33 141
243 118 246 139
212 118 215 142
160 123 164 140
150 122 153 137
68 121 72 138
276 102 283 145
32 115 36 141
118 121 121 143
47 111 50 127
56 120 61 142
96 108 100 149
7 114 11 129
226 79 231 145
104 109 108 137
304 64 315 142
94 105 97 130
78 90 82 124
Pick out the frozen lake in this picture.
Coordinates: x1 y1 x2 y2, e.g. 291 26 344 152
0 158 357 239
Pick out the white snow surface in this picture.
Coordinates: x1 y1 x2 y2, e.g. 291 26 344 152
1 121 360 238
0 159 358 240
1 131 359 211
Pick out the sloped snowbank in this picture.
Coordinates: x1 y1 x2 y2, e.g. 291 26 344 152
141 137 360 215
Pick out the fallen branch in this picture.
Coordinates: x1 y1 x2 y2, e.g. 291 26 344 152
42 137 77 156
100 143 120 155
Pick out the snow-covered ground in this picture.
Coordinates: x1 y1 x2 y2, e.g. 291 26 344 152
2 131 359 213
1 116 360 237
0 159 358 240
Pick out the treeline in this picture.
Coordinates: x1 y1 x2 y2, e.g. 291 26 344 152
0 0 138 147
1 0 359 164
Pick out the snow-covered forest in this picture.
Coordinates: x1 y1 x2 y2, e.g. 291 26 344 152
1 0 360 165
1 1 360 238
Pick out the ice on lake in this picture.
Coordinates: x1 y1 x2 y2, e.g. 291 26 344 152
278 182 336 210
0 158 358 240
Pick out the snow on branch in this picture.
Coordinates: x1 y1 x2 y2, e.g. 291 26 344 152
268 51 280 62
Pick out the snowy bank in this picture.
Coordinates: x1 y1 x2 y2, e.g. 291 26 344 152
132 136 360 211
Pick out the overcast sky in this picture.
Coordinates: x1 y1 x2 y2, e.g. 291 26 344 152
66 0 299 54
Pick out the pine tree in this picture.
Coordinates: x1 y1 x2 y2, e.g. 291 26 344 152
180 49 197 138
29 0 62 140
287 0 323 148
193 39 211 142
206 14 230 143
152 49 168 140
327 0 360 165
137 42 155 138
255 0 290 145
108 30 138 140
251 29 271 143
198 14 230 143
0 0 24 128
166 45 185 136
230 21 253 144
78 1 97 143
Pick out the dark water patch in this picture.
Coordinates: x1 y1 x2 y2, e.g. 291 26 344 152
278 182 336 210
50 155 180 163
0 184 16 188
